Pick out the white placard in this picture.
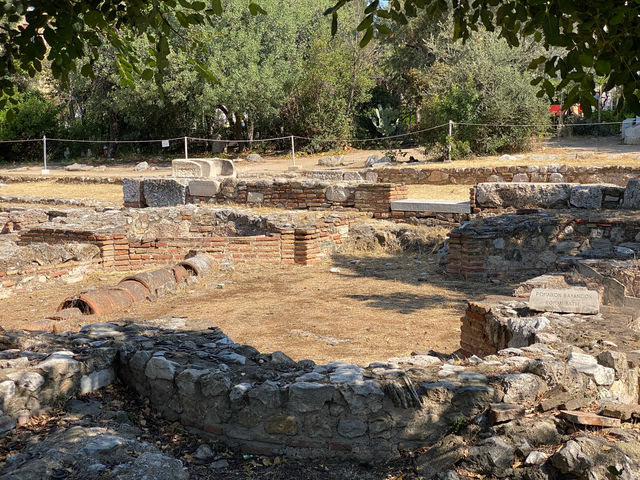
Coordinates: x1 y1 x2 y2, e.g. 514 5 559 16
161 140 170 148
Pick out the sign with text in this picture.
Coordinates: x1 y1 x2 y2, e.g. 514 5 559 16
529 288 599 314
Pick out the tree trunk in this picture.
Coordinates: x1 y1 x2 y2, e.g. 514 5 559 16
108 111 118 158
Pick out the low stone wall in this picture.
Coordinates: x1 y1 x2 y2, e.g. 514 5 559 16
375 164 640 186
3 318 640 475
1 207 357 294
125 178 408 218
472 179 640 212
446 211 640 281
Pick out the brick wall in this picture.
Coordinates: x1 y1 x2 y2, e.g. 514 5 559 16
353 184 408 218
135 178 408 216
460 301 497 357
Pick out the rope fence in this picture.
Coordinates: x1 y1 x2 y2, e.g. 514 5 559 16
0 120 628 174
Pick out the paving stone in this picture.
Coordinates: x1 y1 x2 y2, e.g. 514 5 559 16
559 410 621 427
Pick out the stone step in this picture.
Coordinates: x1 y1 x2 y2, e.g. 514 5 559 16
390 199 471 213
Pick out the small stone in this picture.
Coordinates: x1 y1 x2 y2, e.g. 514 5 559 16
82 434 126 456
264 414 297 435
487 403 525 424
229 382 252 401
600 404 640 421
559 410 621 427
193 444 214 461
7 371 44 391
210 459 229 469
134 161 149 171
525 450 548 465
329 267 340 273
144 356 178 381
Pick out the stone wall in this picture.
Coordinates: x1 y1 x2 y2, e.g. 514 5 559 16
472 179 640 212
3 318 640 475
0 207 357 294
125 178 408 218
374 164 640 186
446 211 640 281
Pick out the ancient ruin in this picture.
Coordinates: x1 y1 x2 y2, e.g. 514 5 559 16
2 159 640 479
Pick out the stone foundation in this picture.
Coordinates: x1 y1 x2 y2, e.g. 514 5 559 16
1 206 359 293
125 178 408 218
446 211 640 281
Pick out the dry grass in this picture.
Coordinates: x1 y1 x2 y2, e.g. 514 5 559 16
0 181 122 204
1 257 512 365
406 184 473 201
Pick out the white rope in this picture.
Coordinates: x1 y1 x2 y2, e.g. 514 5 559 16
0 120 623 145
294 123 450 143
0 138 43 143
455 121 623 127
187 135 293 143
46 136 185 144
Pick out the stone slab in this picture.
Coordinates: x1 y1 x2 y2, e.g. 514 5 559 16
172 160 203 178
390 199 471 214
559 410 621 427
529 288 599 314
188 180 220 197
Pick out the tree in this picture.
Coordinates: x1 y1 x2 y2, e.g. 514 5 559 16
384 16 549 155
196 0 311 142
326 0 640 114
0 0 248 117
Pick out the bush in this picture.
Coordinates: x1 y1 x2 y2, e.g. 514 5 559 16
0 90 61 162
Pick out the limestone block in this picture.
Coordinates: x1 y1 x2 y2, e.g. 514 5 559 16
188 180 220 197
475 182 573 209
325 185 353 203
142 179 188 207
144 356 178 381
123 178 143 205
37 351 81 377
550 172 565 183
246 192 264 204
317 155 344 167
172 159 203 178
80 368 116 394
7 371 44 392
288 382 335 412
501 373 542 403
343 171 363 181
570 185 603 209
622 178 640 209
512 173 529 182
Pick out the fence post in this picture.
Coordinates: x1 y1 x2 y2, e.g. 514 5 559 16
291 135 296 166
446 120 453 163
42 135 49 174
184 136 188 160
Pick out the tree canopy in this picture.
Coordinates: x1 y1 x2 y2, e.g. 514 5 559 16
0 0 235 114
326 0 640 114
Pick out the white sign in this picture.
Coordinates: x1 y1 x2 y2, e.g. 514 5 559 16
529 288 599 314
161 140 170 148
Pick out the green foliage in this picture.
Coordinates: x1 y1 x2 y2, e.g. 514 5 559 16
370 104 400 137
0 89 61 162
396 20 550 155
0 0 235 119
327 0 640 115
282 5 376 148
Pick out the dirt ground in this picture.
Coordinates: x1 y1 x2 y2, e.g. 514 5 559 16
0 255 512 365
2 135 640 179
